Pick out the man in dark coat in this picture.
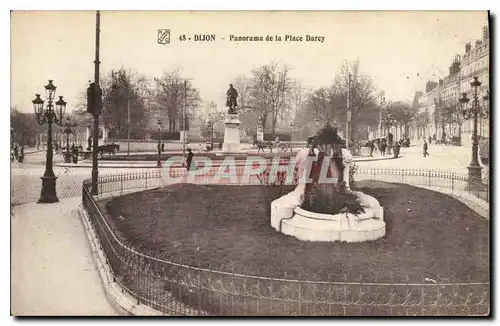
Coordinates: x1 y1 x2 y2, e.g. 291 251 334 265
226 84 238 113
369 140 375 157
423 140 429 157
186 148 194 171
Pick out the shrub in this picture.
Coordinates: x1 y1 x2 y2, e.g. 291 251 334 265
349 163 358 190
301 186 365 215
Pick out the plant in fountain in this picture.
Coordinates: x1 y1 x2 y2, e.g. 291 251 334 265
301 123 365 215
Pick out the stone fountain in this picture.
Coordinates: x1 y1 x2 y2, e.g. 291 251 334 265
270 124 386 243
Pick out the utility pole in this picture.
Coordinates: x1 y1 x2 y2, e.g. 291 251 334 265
346 73 351 150
127 91 131 156
379 91 385 138
182 79 187 158
91 10 101 195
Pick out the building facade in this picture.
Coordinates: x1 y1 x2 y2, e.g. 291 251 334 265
458 25 490 146
411 25 490 145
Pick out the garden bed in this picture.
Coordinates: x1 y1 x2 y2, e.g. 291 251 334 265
103 181 488 283
99 181 489 315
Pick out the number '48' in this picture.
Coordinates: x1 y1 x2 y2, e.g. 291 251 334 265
179 35 187 41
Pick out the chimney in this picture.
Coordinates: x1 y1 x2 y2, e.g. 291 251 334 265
439 79 443 86
476 39 482 47
483 25 488 40
465 42 472 53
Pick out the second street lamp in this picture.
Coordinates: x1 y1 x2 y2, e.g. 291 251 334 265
459 76 489 187
63 117 77 163
32 80 67 203
382 112 396 155
157 119 162 168
207 120 214 151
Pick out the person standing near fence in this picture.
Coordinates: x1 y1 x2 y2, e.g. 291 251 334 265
185 148 194 171
423 140 429 157
369 140 375 157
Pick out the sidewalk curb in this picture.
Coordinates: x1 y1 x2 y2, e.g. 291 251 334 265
77 205 165 316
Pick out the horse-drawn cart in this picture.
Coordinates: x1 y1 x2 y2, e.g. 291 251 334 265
253 138 290 153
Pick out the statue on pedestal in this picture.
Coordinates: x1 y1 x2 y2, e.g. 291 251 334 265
226 84 238 114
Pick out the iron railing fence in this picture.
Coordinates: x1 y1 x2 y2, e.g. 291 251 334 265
87 165 489 203
81 167 490 316
354 167 489 203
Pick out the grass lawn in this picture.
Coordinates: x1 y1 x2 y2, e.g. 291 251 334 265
104 181 489 284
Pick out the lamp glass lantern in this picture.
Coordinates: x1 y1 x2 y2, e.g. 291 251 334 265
55 96 67 118
459 92 470 118
32 94 44 118
44 80 57 100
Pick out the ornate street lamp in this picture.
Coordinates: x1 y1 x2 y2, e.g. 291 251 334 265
63 117 77 163
382 112 396 155
32 80 67 203
157 119 162 168
207 120 214 151
289 122 294 154
459 76 489 186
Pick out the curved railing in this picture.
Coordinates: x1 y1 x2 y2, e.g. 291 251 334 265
81 168 489 316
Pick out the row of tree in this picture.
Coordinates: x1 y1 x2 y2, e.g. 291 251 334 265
230 60 420 141
74 67 201 139
14 61 436 145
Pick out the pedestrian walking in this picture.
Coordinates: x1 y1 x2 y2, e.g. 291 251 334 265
393 142 401 158
423 140 429 157
18 146 24 163
185 148 194 171
428 136 432 145
369 140 375 157
161 143 165 153
13 144 19 161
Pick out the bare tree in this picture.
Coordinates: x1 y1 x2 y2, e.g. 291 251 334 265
97 68 150 139
154 69 201 132
249 62 293 133
387 101 415 137
331 60 379 136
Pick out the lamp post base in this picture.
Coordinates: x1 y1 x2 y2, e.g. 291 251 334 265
467 164 483 190
37 175 59 204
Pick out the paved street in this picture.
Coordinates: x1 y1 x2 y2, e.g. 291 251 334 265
355 144 488 172
11 197 117 316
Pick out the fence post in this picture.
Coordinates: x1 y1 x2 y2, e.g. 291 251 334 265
451 173 454 191
135 254 141 305
145 171 148 190
428 170 431 187
298 279 302 316
120 175 124 195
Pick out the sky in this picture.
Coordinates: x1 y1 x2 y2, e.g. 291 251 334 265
11 10 488 113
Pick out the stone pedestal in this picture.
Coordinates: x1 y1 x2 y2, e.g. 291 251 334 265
222 113 241 153
102 127 109 142
256 125 264 141
180 130 187 144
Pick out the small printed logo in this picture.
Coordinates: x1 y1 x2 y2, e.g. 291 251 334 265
158 29 170 45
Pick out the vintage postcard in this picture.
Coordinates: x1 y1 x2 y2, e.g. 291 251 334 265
10 10 490 316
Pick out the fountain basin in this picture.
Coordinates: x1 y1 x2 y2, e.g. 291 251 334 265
271 191 385 243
